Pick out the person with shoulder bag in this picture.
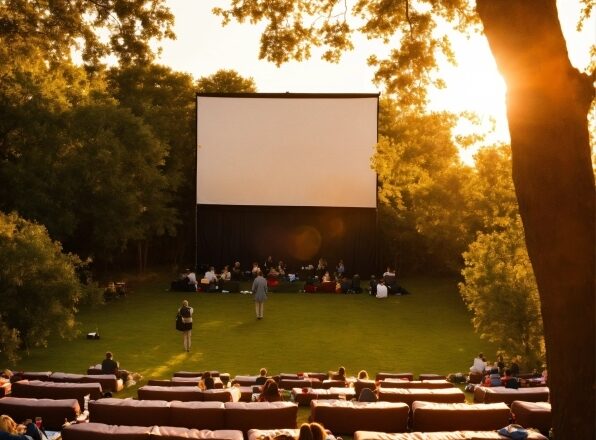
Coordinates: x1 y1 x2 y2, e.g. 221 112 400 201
177 300 194 352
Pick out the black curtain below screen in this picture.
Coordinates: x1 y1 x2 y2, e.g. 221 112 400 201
196 205 378 277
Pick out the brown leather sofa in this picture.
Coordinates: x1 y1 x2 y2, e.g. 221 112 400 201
49 372 123 392
231 375 259 386
377 388 466 406
353 430 548 439
137 385 235 402
87 398 297 433
10 371 52 382
62 422 244 440
375 373 414 381
248 428 336 440
379 380 453 389
278 378 322 390
354 380 377 397
418 374 446 381
223 401 298 434
473 386 549 404
310 400 409 435
11 379 102 407
411 402 511 432
510 400 551 434
0 396 80 430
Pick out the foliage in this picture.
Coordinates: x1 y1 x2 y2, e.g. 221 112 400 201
0 0 174 67
459 216 544 370
213 0 476 108
373 98 479 272
197 69 258 94
0 212 84 364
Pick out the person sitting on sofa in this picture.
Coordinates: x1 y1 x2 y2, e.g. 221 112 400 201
0 415 46 440
258 379 282 402
483 367 502 387
199 371 215 390
470 353 487 374
357 370 369 380
255 368 269 385
501 368 519 389
297 422 326 440
330 366 346 381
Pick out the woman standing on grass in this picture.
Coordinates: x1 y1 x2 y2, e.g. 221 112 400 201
178 300 193 352
252 270 267 320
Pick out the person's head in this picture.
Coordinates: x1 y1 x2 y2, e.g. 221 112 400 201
379 279 385 285
338 366 345 377
504 368 511 376
259 368 268 377
262 378 279 395
223 265 229 271
209 266 214 272
105 351 113 359
234 261 240 268
203 371 211 379
0 415 19 434
298 423 326 440
358 370 368 380
257 269 262 277
182 299 189 307
478 352 484 359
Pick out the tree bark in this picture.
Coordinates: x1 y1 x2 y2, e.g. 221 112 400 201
476 1 595 437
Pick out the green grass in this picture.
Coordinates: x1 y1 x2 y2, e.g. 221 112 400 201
13 275 495 399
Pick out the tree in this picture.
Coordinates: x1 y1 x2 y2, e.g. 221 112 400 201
196 69 257 94
214 1 595 435
107 64 196 269
373 98 480 272
0 0 174 66
460 217 544 370
0 212 84 364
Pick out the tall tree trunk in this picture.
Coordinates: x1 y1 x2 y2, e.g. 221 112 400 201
476 1 595 437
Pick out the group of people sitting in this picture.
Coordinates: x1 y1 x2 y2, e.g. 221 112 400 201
370 267 410 298
469 352 547 389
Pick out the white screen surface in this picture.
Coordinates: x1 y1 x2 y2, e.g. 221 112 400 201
196 95 378 208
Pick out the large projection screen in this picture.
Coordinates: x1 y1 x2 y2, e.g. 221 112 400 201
196 94 378 208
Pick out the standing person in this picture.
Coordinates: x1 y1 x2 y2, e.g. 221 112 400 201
178 300 193 352
252 270 267 320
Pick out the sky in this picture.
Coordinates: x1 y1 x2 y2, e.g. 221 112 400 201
155 1 595 161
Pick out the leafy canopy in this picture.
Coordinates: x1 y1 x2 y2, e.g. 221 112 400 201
214 0 476 108
0 212 88 364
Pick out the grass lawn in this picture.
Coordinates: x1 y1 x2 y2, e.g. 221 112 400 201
13 275 495 393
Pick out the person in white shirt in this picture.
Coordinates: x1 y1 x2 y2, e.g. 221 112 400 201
204 266 217 283
470 353 487 373
186 270 198 290
375 279 388 298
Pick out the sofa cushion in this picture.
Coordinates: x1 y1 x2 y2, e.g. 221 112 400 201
49 373 85 383
473 386 549 404
89 398 170 427
353 430 548 439
379 380 453 389
377 388 465 406
310 400 409 435
11 371 52 382
411 402 511 432
61 422 152 440
375 373 413 381
0 396 80 430
511 401 551 433
169 401 226 430
231 376 259 386
152 427 243 440
278 378 322 390
138 386 205 402
224 402 297 434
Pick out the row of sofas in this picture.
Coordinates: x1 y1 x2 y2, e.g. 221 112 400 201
88 398 297 435
309 400 552 435
62 424 245 440
0 397 81 430
10 370 122 392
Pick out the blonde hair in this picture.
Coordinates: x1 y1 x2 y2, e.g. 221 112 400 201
182 300 189 307
0 415 21 434
298 423 326 440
